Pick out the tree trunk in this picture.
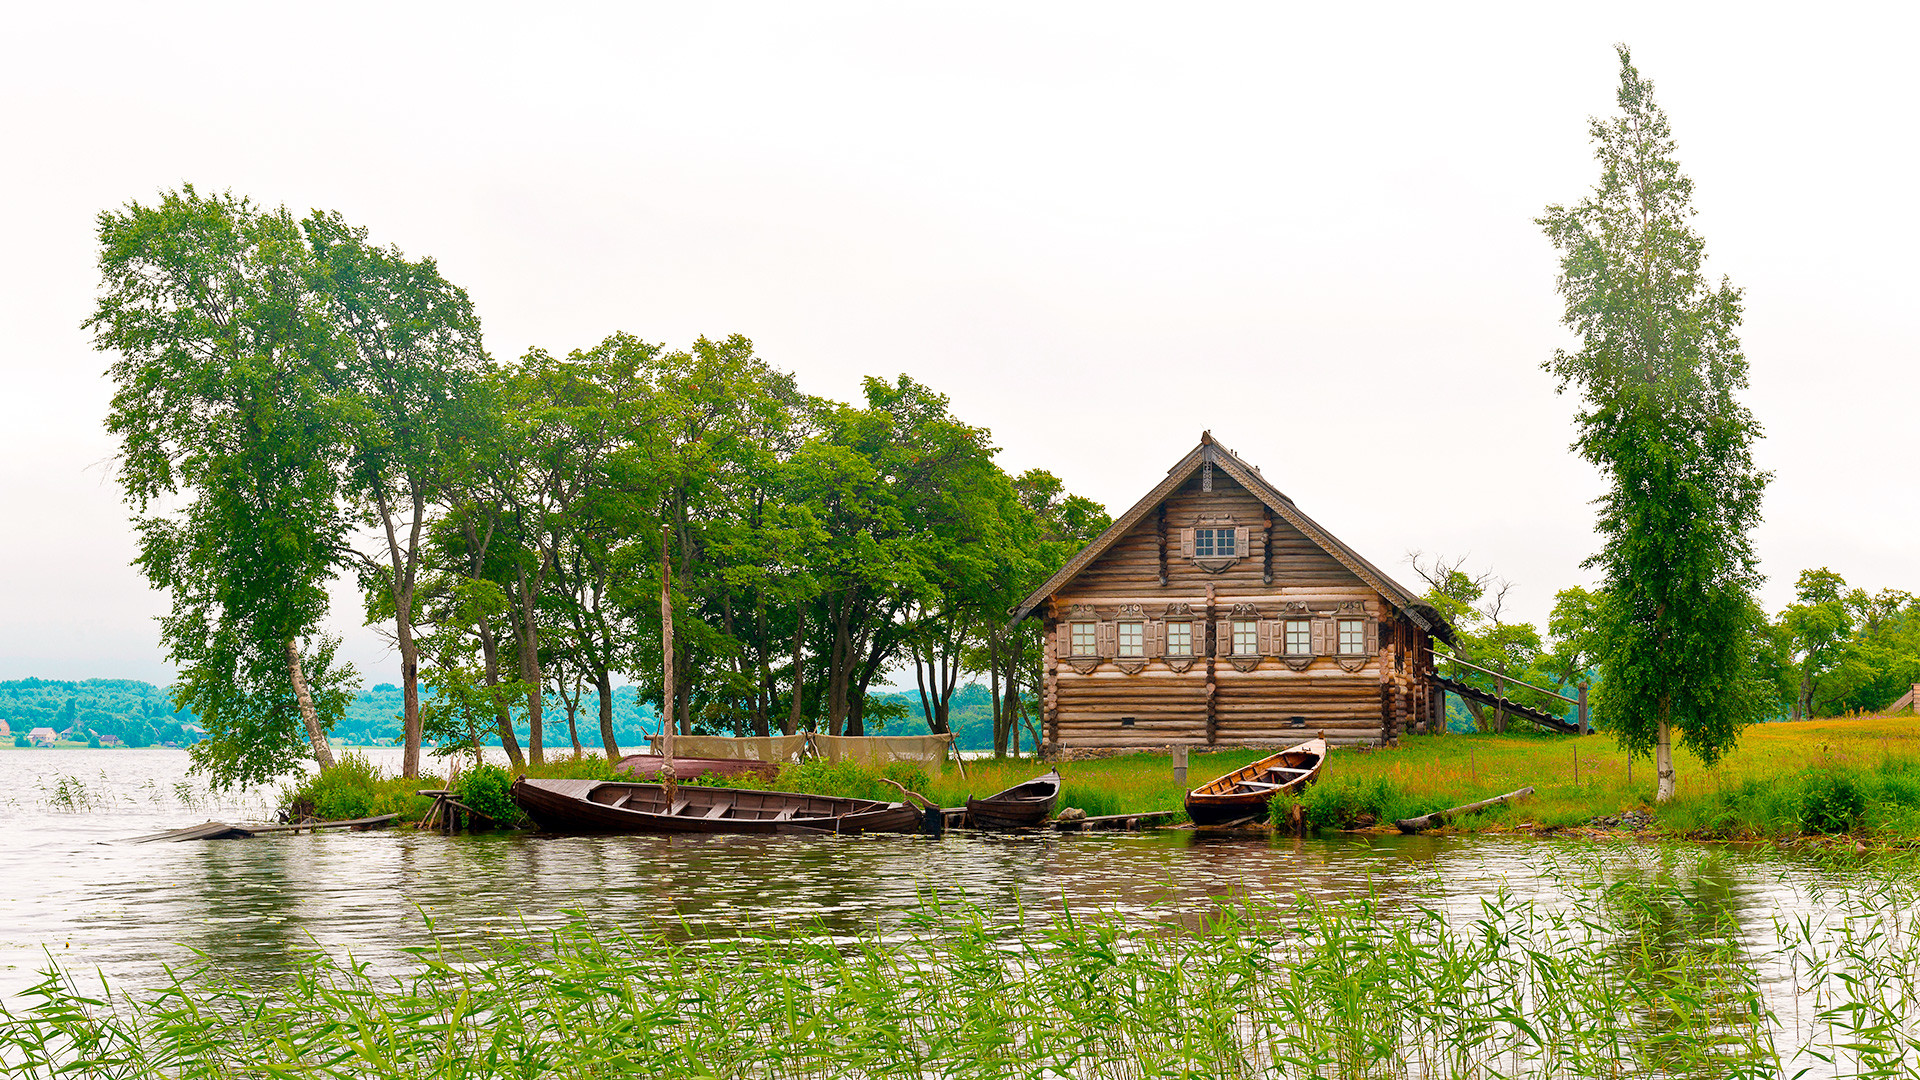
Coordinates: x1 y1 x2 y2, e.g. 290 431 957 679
595 669 619 761
988 632 1006 758
1655 698 1676 802
478 621 524 769
564 691 583 758
659 526 676 775
518 587 544 767
1000 655 1021 758
787 606 805 736
375 486 426 780
285 638 335 769
827 597 851 737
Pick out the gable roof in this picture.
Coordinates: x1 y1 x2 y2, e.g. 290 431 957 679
1010 433 1455 644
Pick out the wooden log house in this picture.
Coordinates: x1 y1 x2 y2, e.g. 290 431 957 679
1010 433 1456 756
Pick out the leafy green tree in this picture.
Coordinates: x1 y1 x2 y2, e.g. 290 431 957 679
1780 568 1852 720
91 187 355 785
1539 49 1773 799
307 210 489 779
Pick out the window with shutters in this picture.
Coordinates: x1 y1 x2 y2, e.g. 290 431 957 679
1232 619 1258 656
1338 618 1365 655
1117 621 1144 657
1070 622 1096 656
1194 527 1237 558
1285 619 1311 655
1166 621 1192 656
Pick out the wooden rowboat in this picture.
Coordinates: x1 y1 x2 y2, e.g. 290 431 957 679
965 769 1061 829
615 754 781 782
1184 738 1326 827
510 776 923 836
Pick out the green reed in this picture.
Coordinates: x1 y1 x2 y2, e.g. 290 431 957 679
34 773 101 812
4 862 1917 1079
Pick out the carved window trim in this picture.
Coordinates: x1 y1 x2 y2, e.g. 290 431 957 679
1180 513 1248 575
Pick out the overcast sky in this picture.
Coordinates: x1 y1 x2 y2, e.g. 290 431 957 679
2 2 1914 688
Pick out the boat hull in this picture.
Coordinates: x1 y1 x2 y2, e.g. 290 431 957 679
511 777 923 836
1184 739 1327 827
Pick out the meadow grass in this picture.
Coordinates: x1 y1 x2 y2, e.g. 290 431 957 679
3 856 1916 1079
907 716 1920 839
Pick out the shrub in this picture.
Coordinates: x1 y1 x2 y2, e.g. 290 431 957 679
280 753 435 823
1799 770 1866 835
525 756 618 781
1298 776 1443 831
881 761 930 795
452 764 525 828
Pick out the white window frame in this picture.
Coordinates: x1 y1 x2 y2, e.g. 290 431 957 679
1285 619 1311 656
1232 619 1258 657
1070 622 1097 656
1166 620 1192 656
1116 620 1144 657
1338 618 1366 656
1194 527 1236 559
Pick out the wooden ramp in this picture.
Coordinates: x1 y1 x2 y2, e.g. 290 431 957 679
1433 676 1580 734
119 814 398 843
1887 684 1918 714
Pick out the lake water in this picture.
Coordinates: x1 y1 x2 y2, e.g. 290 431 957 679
1 746 1911 1077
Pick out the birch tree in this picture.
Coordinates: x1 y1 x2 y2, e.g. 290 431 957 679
91 187 354 785
1539 47 1773 800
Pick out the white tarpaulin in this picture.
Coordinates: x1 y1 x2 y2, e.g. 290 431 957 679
645 733 808 762
808 733 953 773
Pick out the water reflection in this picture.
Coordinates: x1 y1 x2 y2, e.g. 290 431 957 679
0 742 1900 1080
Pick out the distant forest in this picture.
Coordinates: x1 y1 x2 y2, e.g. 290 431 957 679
0 677 1017 753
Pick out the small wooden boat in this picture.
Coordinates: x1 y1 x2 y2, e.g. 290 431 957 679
965 769 1062 829
1184 738 1326 827
615 753 780 782
511 777 923 836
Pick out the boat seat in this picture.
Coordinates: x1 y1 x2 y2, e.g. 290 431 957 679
701 800 734 819
1233 781 1280 794
772 807 797 821
609 792 634 810
667 798 691 816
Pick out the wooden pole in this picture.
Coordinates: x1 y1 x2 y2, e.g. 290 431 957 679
660 525 676 795
1395 786 1535 833
1577 682 1590 735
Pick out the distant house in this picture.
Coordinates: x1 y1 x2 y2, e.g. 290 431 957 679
28 727 57 747
0 719 9 738
98 733 123 748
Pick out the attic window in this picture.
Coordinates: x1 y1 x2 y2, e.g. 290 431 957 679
1194 528 1236 558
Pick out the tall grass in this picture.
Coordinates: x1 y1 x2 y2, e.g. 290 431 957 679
278 753 437 823
5 861 1916 1078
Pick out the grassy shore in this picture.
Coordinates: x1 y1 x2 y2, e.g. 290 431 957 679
963 714 1920 840
281 713 1920 841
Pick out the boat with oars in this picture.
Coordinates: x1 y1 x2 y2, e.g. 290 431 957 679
1183 737 1327 827
964 769 1062 829
511 776 924 836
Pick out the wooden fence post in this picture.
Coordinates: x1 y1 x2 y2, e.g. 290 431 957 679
1577 682 1590 735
